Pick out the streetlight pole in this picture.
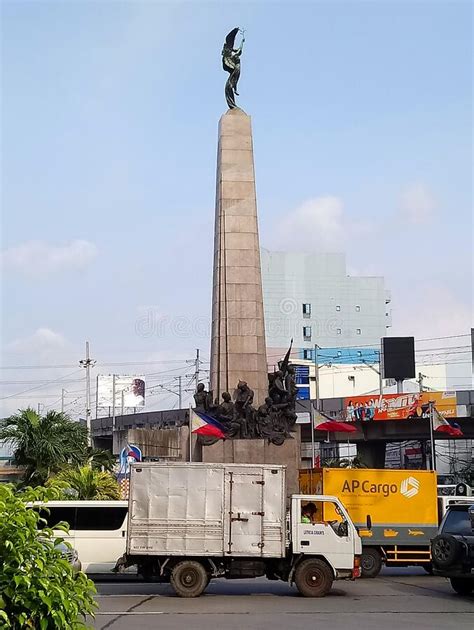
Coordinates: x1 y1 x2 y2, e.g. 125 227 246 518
311 344 320 468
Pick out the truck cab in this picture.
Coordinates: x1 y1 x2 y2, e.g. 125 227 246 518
291 495 362 582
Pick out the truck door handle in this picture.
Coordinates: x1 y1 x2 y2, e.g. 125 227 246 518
231 513 249 522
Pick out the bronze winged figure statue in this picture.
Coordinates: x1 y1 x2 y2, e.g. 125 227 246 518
222 27 245 109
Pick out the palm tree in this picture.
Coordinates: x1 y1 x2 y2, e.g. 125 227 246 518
86 447 116 472
47 466 121 500
0 408 89 485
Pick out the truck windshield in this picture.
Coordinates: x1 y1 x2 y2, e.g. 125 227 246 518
442 509 472 536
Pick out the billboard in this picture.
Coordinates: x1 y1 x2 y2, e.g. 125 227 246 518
343 391 457 422
97 375 145 409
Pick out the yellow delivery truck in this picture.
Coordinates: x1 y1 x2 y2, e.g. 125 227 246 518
299 468 438 577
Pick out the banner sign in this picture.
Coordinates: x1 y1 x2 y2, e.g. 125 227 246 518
97 375 145 409
343 391 457 421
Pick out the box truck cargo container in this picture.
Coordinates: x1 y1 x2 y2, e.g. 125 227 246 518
120 462 362 597
299 468 472 577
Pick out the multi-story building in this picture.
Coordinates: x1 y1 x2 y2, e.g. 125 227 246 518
261 249 392 368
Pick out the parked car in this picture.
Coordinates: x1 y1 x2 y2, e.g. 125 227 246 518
431 503 474 595
38 537 82 573
55 539 82 573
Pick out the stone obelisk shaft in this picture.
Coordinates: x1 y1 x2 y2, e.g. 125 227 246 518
210 109 267 406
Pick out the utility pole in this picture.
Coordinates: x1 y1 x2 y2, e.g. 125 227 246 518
177 376 182 409
362 360 383 396
112 374 116 433
194 349 200 388
417 372 425 392
61 389 66 413
79 341 96 446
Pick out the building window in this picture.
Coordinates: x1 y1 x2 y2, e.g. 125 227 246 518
355 305 360 312
303 326 312 341
337 328 342 335
356 329 361 335
302 303 311 317
336 305 341 311
303 349 312 360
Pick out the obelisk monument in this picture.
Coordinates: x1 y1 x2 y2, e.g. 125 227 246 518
210 28 268 406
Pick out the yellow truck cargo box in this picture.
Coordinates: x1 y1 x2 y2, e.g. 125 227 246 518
299 468 438 546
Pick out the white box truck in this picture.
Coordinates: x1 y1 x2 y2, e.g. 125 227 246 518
120 462 362 597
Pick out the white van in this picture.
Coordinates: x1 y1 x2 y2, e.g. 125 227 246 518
35 500 129 574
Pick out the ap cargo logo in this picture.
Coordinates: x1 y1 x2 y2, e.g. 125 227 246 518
400 476 420 499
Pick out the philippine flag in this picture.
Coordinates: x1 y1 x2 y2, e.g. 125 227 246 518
191 409 227 439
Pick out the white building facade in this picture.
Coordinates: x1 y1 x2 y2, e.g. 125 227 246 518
261 249 392 365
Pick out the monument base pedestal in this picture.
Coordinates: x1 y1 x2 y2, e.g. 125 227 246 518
201 429 301 496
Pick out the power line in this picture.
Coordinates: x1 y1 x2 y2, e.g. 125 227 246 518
0 369 84 400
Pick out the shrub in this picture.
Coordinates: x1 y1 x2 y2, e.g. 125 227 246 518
47 466 121 500
0 485 97 629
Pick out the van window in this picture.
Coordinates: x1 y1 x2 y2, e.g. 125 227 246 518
36 506 77 530
75 507 128 531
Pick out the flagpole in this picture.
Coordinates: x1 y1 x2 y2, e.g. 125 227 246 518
311 344 320 468
429 401 436 471
189 404 193 462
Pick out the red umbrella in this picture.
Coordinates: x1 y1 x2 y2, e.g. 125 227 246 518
314 411 358 433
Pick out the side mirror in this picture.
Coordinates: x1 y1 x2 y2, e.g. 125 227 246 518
366 514 372 530
469 506 474 532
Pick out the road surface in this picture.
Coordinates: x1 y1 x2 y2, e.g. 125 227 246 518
92 569 473 630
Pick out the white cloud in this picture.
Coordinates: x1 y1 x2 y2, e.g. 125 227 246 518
7 328 68 355
1 240 98 275
391 285 472 339
0 329 81 420
270 196 370 252
399 183 436 224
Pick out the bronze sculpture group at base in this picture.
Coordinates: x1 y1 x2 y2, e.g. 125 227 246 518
193 348 298 447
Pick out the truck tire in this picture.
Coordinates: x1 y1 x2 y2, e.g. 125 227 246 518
361 548 382 578
294 558 333 597
431 535 461 569
170 561 208 598
450 578 473 595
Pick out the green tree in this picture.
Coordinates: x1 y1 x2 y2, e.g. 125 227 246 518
0 484 97 629
47 466 121 500
323 456 367 468
0 409 88 486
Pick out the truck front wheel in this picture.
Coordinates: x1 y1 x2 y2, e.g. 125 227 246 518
294 559 333 597
170 561 208 598
361 548 382 578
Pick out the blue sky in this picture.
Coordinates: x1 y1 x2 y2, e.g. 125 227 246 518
1 1 472 416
